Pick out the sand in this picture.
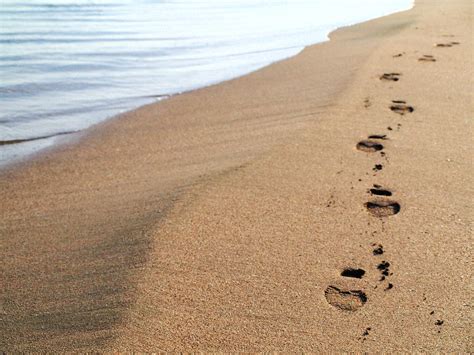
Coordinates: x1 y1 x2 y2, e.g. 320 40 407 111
1 0 472 352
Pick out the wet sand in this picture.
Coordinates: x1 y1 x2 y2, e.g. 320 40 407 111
1 0 472 351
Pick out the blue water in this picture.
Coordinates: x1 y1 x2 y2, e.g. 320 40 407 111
0 0 413 165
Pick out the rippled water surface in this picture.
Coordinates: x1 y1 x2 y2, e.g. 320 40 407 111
0 0 413 164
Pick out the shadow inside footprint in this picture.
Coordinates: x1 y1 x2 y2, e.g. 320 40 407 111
368 134 388 140
357 140 384 153
365 200 401 217
380 73 401 81
369 187 392 196
435 43 453 47
325 286 367 311
373 164 383 172
390 101 414 115
436 42 460 47
419 55 436 62
372 244 384 255
341 268 366 279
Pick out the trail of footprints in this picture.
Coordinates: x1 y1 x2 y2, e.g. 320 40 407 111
324 35 458 335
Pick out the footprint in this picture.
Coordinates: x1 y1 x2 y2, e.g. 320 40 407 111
341 268 366 279
372 244 384 255
365 200 401 217
435 42 460 47
435 319 445 333
380 73 402 82
325 286 367 311
373 248 391 285
357 140 384 153
373 164 383 172
368 134 388 140
390 101 414 115
377 261 391 276
369 186 392 196
419 55 436 62
435 43 453 48
362 327 371 338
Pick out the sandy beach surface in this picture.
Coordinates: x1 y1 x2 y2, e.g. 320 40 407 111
1 0 472 351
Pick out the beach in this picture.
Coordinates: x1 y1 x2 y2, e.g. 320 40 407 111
0 0 472 351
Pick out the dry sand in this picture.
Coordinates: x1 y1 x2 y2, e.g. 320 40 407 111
1 0 472 352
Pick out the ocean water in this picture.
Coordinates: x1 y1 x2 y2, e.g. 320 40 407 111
0 0 413 165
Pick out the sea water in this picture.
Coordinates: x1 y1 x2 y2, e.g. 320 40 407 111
0 0 413 165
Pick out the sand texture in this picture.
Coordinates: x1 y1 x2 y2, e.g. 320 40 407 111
0 0 472 352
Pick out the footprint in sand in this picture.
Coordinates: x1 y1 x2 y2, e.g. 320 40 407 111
364 98 372 108
341 268 366 279
365 200 401 217
373 164 383 172
380 73 402 82
435 319 445 333
419 54 437 62
325 286 367 311
390 100 414 115
377 261 395 290
368 134 388 140
360 327 372 342
356 140 384 153
434 42 460 47
372 243 384 255
377 261 391 278
367 243 394 289
435 43 453 48
369 185 392 197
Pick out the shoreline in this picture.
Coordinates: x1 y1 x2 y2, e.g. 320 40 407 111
1 0 472 351
0 2 414 170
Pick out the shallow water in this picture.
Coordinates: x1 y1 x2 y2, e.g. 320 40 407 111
0 0 413 165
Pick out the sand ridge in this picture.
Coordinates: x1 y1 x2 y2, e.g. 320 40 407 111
1 0 472 352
